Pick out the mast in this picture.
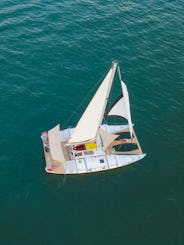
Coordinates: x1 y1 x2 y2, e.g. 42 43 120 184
107 65 133 138
98 61 118 133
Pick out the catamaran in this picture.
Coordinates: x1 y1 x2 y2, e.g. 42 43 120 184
41 61 146 174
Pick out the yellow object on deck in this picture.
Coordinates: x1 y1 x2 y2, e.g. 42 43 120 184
85 142 97 150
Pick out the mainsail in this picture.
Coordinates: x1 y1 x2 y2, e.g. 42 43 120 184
107 80 133 138
67 62 118 145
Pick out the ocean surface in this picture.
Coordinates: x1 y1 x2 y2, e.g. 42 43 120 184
0 0 183 244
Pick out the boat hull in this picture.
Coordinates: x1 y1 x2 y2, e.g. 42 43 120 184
44 153 146 175
41 124 146 175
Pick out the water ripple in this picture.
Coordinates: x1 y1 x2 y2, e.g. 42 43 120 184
0 1 183 243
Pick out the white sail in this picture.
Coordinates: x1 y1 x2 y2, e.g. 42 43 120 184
99 128 119 151
107 80 133 138
48 124 65 163
107 95 127 118
67 62 118 145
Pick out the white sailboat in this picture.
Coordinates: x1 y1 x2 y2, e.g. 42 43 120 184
41 61 146 174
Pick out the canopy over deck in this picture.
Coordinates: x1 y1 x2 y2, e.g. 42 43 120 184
48 124 66 164
99 128 119 151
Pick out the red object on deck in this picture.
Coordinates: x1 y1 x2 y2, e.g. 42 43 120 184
47 168 53 172
42 131 48 135
73 144 85 151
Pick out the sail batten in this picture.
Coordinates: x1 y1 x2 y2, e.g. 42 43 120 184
67 62 118 145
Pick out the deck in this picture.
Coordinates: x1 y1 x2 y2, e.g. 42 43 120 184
41 124 146 175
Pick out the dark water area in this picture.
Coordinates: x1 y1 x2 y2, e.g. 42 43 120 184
0 1 183 244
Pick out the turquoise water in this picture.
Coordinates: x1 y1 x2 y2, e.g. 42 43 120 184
0 1 184 244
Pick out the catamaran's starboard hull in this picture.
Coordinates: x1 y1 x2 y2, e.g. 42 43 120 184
45 154 146 175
